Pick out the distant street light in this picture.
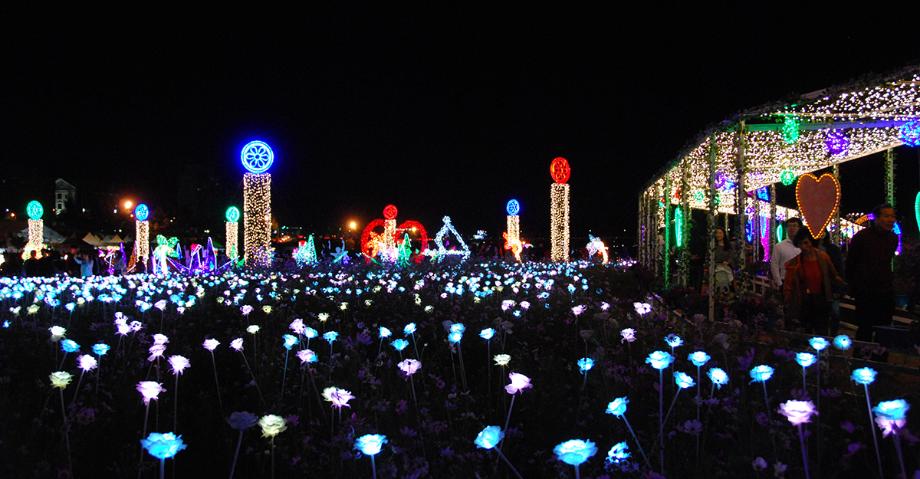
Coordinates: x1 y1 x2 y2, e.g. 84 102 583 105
348 220 358 231
123 199 134 211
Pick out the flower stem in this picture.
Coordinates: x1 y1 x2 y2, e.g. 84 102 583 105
499 394 517 453
228 430 243 479
370 455 377 479
174 374 180 433
892 433 906 479
493 447 524 479
863 384 883 478
798 425 810 479
210 351 223 411
60 389 73 478
623 415 651 468
659 369 664 473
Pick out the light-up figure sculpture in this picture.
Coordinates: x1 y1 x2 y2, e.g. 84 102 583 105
23 200 44 259
360 205 428 263
504 199 523 262
586 234 609 264
426 216 471 262
225 206 240 262
241 140 274 266
134 203 150 267
550 157 571 262
152 235 179 274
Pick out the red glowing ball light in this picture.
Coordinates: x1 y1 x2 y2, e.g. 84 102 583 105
550 157 571 184
383 204 398 220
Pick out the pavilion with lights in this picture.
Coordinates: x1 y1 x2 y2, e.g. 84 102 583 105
638 66 920 318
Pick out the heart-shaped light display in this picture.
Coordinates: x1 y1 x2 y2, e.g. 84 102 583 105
795 173 840 239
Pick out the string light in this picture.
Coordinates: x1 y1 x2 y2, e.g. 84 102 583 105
225 206 239 261
674 207 684 248
914 192 920 232
550 157 571 262
893 222 902 256
900 120 920 146
21 200 44 260
136 219 149 263
781 114 801 144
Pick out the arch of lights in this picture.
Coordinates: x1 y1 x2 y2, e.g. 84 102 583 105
638 67 920 303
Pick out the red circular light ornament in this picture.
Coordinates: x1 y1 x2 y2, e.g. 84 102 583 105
383 204 398 220
550 157 571 184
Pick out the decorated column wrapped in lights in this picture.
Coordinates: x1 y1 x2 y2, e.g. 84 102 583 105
383 204 398 253
225 206 240 261
134 203 150 265
504 199 523 262
241 140 274 266
23 200 44 259
549 157 571 262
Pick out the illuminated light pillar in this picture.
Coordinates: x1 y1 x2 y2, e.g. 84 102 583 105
241 140 274 266
134 203 150 265
225 206 240 261
549 157 571 262
383 204 398 252
23 200 44 259
505 199 522 262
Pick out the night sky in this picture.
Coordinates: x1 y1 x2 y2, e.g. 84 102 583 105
2 14 918 244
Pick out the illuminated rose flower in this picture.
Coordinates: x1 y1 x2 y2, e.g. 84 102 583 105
707 367 729 389
296 349 317 364
322 387 355 408
398 359 422 377
779 400 816 426
620 328 636 344
494 354 511 366
228 411 258 430
553 439 597 466
141 432 186 460
230 338 244 352
605 396 628 418
505 372 532 395
50 371 73 389
473 425 503 450
851 367 876 386
168 355 190 375
354 434 387 456
258 414 287 438
202 338 220 352
688 351 710 367
137 381 164 405
77 354 98 372
645 351 674 370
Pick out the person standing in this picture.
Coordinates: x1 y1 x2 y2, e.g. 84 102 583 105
770 217 802 289
74 252 95 278
784 229 844 335
845 204 899 341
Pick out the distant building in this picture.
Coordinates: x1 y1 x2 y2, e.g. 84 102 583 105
54 178 77 214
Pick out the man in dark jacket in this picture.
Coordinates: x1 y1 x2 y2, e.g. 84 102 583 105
845 204 898 341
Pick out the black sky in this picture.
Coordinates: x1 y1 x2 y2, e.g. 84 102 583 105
2 11 918 242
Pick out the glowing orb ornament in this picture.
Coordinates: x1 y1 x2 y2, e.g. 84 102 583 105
26 200 44 220
780 169 797 186
780 114 800 144
506 199 520 216
225 206 240 223
383 204 398 220
550 156 571 184
240 140 274 174
134 203 149 222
